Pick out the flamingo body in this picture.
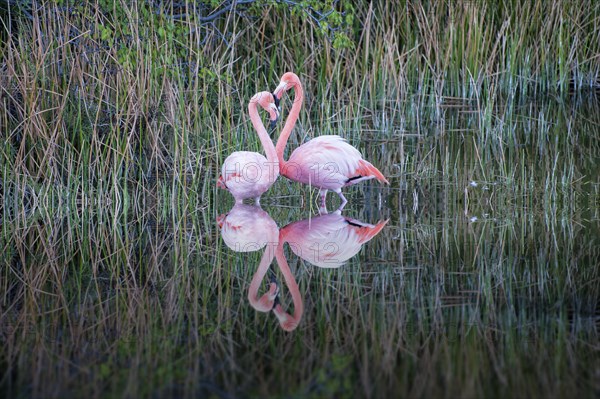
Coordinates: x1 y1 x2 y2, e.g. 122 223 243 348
219 151 279 203
284 135 388 190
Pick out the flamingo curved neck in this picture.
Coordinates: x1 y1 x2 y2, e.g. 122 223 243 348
248 242 277 310
248 101 278 164
275 238 304 324
276 80 304 168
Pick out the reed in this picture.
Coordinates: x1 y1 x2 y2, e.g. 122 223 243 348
1 1 599 207
1 1 599 397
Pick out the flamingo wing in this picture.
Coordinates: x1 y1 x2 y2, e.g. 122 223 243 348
287 136 388 188
288 136 361 173
343 218 390 244
221 151 266 184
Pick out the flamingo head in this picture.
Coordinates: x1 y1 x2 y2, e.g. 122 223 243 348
249 282 280 312
250 91 279 132
273 303 300 332
216 213 227 228
272 72 299 100
216 175 227 190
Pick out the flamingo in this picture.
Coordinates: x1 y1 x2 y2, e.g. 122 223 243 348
272 72 389 207
217 91 280 204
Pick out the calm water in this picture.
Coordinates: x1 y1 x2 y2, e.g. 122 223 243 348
1 97 599 398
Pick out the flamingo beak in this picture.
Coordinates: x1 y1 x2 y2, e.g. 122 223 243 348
273 80 288 100
217 176 227 189
268 104 279 131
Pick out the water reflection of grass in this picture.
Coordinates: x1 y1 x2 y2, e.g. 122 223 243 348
1 1 600 397
1 201 598 397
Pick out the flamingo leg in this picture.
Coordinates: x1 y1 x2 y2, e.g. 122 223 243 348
335 202 347 213
334 188 348 207
318 203 328 215
318 189 328 207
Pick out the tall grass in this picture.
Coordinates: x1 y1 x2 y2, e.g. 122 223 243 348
1 1 599 397
1 1 599 220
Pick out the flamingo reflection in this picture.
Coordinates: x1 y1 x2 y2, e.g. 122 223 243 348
217 204 278 252
217 204 284 319
217 205 388 331
280 208 389 269
217 203 279 312
247 242 280 313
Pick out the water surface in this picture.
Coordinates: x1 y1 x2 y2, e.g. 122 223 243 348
1 97 599 398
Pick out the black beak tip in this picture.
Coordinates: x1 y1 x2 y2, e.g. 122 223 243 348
269 119 277 131
272 92 280 107
269 272 277 284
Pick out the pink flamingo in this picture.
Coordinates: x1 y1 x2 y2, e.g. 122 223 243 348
217 91 280 204
273 72 389 207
